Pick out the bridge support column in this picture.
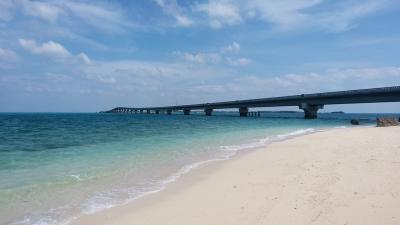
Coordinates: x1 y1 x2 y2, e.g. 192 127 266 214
239 107 249 117
167 110 172 115
299 103 323 119
146 110 151 114
183 109 191 115
204 108 213 116
155 110 159 114
140 110 143 114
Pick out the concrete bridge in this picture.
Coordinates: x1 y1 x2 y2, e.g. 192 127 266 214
103 86 400 119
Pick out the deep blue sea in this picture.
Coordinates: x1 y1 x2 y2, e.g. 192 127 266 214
0 112 398 225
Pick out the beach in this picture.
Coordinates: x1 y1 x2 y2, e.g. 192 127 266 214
72 126 400 225
2 1 400 224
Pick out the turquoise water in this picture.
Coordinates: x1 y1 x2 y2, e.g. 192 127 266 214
0 112 396 225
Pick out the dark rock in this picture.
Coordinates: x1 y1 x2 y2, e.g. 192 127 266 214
376 118 399 127
350 119 360 125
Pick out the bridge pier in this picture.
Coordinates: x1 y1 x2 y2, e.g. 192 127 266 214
167 110 172 115
239 107 249 117
205 108 213 116
299 103 323 119
146 110 151 114
155 110 159 114
183 109 191 115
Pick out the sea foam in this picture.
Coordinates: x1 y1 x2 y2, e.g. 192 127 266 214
23 127 319 225
78 128 320 219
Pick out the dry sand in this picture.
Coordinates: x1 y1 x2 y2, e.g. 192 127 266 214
73 126 400 225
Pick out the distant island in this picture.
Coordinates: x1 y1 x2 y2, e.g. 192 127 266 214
330 111 345 114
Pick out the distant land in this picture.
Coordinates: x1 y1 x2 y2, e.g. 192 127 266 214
330 111 345 114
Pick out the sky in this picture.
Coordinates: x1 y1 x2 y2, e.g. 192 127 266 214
0 0 399 113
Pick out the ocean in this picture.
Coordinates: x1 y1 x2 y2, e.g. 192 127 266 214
0 112 397 225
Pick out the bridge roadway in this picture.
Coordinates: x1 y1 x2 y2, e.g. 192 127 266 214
104 86 400 119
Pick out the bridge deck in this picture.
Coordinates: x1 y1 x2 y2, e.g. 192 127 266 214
104 86 400 118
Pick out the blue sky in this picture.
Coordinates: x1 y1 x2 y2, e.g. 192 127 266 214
0 0 399 112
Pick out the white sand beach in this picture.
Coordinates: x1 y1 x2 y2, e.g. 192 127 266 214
73 126 400 225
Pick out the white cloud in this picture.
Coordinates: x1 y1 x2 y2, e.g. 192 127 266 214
174 41 251 66
78 53 91 64
221 42 240 54
1 0 135 32
252 0 321 29
193 0 392 32
19 39 71 58
18 0 65 23
230 66 400 97
318 0 390 32
0 48 19 61
61 1 135 32
194 0 315 29
155 0 193 27
81 59 400 109
19 38 91 64
226 57 251 66
195 0 243 29
175 14 193 27
174 51 221 64
82 60 230 91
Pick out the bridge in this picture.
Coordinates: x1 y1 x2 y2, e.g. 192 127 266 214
103 86 400 119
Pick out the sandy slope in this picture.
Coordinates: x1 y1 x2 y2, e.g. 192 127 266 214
73 126 400 225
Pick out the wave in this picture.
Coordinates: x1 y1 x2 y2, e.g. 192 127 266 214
12 127 336 225
79 128 321 217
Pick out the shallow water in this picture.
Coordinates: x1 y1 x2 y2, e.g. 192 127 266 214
0 112 397 225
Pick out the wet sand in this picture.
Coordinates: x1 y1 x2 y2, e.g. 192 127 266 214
73 126 400 225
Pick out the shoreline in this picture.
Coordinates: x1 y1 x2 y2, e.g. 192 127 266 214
67 127 324 224
72 126 400 225
5 125 347 225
